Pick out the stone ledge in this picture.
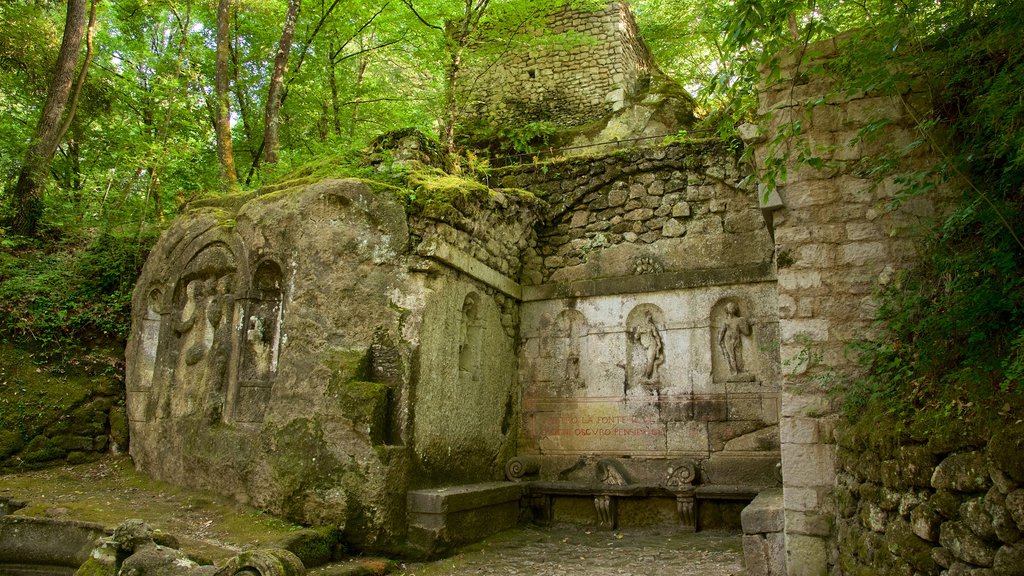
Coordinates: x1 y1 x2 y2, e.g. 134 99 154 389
417 238 523 300
522 262 776 301
407 482 524 515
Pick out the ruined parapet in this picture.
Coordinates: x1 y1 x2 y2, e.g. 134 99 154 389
458 2 695 155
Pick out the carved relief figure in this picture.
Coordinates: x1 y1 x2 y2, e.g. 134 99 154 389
718 301 752 377
630 311 664 381
246 316 271 378
174 279 207 367
458 293 481 378
555 309 587 391
206 274 234 418
231 260 284 424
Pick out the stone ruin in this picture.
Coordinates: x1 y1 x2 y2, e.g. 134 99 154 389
127 134 782 555
126 6 953 576
457 1 696 154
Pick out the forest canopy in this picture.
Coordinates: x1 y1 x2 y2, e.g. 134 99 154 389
3 0 1015 237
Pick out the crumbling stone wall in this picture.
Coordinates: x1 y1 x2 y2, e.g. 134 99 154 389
750 37 950 576
462 2 652 129
495 142 767 287
834 422 1024 575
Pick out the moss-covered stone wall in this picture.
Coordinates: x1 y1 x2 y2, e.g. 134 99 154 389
835 420 1024 575
0 345 126 471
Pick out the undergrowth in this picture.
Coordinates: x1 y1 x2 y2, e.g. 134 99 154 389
0 228 159 366
842 2 1024 432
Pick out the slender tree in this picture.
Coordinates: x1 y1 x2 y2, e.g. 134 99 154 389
263 0 302 164
7 0 90 236
215 0 240 192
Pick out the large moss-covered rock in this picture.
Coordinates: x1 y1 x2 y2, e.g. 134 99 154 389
126 179 415 548
126 176 534 552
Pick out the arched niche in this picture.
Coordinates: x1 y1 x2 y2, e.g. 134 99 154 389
625 304 666 394
126 283 164 424
554 308 588 393
231 259 285 424
710 297 756 384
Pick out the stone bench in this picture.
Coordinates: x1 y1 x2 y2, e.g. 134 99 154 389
407 482 525 557
524 481 763 531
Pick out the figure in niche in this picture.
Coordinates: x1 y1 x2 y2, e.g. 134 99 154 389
207 277 233 381
204 275 234 421
556 309 587 391
719 301 753 379
630 311 665 381
458 294 481 378
246 316 271 378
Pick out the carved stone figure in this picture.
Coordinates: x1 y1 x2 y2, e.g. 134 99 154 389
555 309 587 391
174 279 207 367
718 301 753 379
246 316 271 378
630 311 664 381
597 458 631 486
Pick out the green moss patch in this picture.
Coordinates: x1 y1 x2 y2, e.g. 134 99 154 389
0 456 304 562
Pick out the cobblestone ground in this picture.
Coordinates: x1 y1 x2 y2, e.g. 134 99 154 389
395 525 746 576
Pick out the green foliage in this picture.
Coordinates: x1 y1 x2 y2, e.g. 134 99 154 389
840 2 1024 426
0 229 158 361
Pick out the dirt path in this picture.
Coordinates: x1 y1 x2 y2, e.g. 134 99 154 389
393 525 745 576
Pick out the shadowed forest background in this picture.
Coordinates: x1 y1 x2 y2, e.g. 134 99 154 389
1 0 1022 468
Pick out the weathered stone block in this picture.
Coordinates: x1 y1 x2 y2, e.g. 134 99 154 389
1006 490 1024 531
941 520 998 567
780 417 820 445
907 501 939 545
743 489 784 534
962 497 998 542
987 421 1024 484
407 482 523 556
934 452 993 493
661 218 685 237
785 533 828 576
994 542 1024 576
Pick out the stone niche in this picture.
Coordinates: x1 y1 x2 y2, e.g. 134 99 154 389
512 141 782 530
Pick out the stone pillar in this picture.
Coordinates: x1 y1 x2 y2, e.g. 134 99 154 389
751 37 948 576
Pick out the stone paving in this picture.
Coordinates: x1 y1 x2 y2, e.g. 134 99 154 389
394 524 746 576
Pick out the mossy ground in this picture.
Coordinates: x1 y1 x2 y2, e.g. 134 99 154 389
0 456 302 562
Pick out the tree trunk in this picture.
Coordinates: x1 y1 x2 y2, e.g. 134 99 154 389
8 0 89 236
215 0 240 192
263 0 302 164
328 40 341 136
